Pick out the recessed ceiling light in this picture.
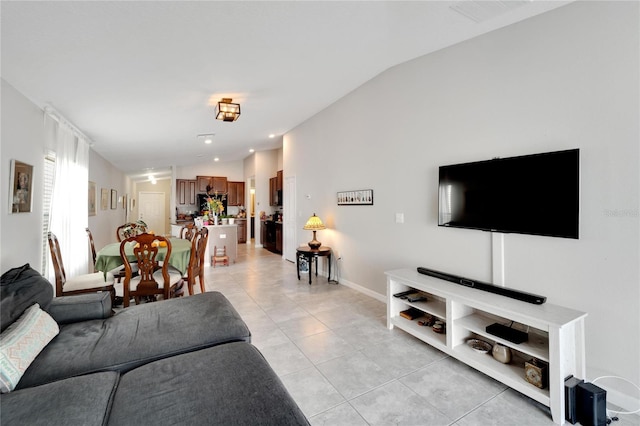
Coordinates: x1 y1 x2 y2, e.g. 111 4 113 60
204 138 213 144
268 134 275 138
249 148 255 153
214 157 219 162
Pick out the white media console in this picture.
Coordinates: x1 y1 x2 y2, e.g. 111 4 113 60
386 268 587 424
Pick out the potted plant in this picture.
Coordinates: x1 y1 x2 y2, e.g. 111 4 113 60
220 214 229 225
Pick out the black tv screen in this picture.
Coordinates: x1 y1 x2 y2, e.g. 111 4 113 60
438 149 579 239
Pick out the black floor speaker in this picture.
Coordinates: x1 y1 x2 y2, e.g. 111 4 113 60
564 376 584 424
577 382 607 426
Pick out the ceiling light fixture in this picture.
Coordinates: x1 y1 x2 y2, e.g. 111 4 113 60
214 157 220 162
269 134 275 139
215 98 241 122
249 148 255 153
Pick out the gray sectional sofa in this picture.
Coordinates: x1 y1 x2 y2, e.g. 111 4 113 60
0 264 309 425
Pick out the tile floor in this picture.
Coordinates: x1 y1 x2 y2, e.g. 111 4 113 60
195 243 638 426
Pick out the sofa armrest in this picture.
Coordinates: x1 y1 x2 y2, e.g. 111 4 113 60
46 293 112 324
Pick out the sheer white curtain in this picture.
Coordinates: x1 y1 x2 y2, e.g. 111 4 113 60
45 114 90 279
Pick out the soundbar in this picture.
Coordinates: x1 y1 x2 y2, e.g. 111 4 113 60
416 267 546 304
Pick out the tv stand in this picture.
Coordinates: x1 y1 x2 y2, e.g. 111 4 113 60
386 268 587 424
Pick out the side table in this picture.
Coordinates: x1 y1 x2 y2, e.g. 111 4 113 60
296 246 331 285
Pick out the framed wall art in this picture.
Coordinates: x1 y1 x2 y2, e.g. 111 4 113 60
337 189 373 206
88 181 97 216
101 188 108 210
9 159 33 213
110 189 117 210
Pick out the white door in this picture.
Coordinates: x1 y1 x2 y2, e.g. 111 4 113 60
283 176 297 262
138 192 166 235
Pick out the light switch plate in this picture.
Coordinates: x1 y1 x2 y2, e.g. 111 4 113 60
395 213 404 224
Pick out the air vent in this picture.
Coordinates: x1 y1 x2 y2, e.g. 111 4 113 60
450 0 531 23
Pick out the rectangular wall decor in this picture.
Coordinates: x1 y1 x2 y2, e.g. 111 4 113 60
337 189 373 206
88 181 97 216
9 159 33 213
101 188 108 210
110 189 118 210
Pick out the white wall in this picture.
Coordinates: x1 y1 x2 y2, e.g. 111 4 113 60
285 1 639 405
88 149 129 250
1 80 46 272
1 79 129 273
175 160 243 182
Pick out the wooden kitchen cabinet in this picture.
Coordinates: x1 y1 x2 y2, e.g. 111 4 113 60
269 177 277 206
176 179 196 205
196 176 211 193
227 181 245 206
236 219 247 244
276 170 283 190
196 176 228 194
212 176 227 193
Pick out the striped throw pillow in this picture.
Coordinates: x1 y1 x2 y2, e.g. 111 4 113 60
0 303 59 392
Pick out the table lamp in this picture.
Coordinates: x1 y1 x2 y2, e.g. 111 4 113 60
303 213 326 249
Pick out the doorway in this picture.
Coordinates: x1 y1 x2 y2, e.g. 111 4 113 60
138 192 166 235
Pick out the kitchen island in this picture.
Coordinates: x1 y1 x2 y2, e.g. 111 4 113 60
170 223 237 266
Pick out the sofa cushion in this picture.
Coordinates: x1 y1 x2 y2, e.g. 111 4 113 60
107 342 309 425
0 304 59 393
17 291 251 389
1 264 53 333
47 292 112 324
1 371 119 426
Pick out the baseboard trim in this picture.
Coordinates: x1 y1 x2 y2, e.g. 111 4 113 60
337 277 386 303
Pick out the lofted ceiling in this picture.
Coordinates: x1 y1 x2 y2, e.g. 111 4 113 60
1 1 572 181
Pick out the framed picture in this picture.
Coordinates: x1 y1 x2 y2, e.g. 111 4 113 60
110 189 117 210
122 194 127 210
101 188 108 210
9 160 33 213
129 198 135 211
337 189 373 206
88 181 97 216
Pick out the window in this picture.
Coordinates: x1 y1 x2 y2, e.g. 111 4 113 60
41 152 56 275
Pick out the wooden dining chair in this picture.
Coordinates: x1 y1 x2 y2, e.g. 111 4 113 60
116 222 148 242
179 223 197 241
48 232 115 302
184 227 209 296
119 233 183 307
87 227 127 283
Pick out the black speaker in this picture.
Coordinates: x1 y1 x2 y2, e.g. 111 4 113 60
564 376 584 424
577 382 607 426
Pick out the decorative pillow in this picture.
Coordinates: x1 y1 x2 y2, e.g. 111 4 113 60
0 303 59 393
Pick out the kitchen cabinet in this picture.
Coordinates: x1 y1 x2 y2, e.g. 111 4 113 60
176 179 196 205
236 219 247 244
227 181 245 206
196 176 228 194
275 223 282 252
269 170 283 206
196 176 211 193
262 220 282 254
212 176 227 193
269 177 277 206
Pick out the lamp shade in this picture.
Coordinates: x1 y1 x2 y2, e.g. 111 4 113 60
215 98 241 122
303 214 326 231
303 213 325 249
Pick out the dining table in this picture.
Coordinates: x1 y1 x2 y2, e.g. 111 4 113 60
95 237 192 276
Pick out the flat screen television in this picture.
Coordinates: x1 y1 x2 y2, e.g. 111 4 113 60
438 149 579 239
